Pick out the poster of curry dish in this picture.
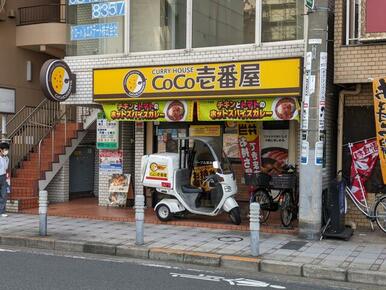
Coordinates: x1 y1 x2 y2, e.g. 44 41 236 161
103 100 193 122
108 174 131 207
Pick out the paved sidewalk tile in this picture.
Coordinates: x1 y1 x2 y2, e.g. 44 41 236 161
1 213 386 278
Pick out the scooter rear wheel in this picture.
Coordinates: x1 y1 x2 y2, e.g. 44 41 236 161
156 204 172 222
229 207 241 225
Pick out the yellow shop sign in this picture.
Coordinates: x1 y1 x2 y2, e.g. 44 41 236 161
93 58 302 101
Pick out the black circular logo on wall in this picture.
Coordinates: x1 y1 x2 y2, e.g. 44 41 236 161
40 59 74 102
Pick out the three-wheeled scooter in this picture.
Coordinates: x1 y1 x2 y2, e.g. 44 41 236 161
141 137 241 225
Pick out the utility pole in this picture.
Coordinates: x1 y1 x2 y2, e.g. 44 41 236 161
299 0 329 240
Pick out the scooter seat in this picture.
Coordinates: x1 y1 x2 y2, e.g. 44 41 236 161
181 185 203 194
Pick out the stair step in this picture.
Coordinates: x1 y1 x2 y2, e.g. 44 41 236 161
10 187 36 197
11 178 38 188
14 169 41 178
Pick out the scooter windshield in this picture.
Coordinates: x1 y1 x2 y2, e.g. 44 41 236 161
193 138 233 175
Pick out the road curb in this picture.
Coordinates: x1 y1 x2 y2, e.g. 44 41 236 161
302 264 347 282
347 268 386 286
1 234 386 287
260 260 303 276
149 248 185 263
221 255 260 272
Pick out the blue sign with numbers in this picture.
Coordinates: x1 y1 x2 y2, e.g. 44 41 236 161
92 1 125 19
69 0 109 5
71 23 119 41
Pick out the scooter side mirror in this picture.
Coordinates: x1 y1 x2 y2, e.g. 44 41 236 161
213 161 220 169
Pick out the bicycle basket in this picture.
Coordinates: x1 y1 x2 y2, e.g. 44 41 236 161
245 173 272 187
270 174 296 189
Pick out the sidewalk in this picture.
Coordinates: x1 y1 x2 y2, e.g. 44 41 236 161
1 213 386 286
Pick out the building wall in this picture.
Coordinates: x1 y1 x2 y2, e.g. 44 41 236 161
0 0 55 112
334 0 386 84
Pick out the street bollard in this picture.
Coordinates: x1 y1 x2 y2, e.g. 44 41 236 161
39 190 48 236
250 202 260 257
135 194 145 245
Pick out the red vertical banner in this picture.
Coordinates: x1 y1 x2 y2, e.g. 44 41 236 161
349 139 378 202
238 123 260 174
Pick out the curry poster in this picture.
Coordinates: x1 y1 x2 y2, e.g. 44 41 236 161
103 100 193 122
198 97 299 122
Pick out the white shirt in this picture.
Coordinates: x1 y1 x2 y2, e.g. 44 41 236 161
0 156 9 176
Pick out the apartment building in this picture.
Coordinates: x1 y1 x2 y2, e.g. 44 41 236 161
0 0 67 112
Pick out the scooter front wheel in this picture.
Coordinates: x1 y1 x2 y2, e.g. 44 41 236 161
229 207 241 225
156 204 173 222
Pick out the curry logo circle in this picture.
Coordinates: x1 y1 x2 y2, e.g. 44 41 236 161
40 59 74 102
123 70 146 98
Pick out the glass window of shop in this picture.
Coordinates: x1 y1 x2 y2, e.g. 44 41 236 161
66 2 125 56
261 0 304 42
192 0 256 48
130 0 187 52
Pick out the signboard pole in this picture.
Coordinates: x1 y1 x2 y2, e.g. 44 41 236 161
299 0 329 240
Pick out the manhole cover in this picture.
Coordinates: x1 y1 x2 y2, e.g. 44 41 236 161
280 241 307 250
218 236 243 242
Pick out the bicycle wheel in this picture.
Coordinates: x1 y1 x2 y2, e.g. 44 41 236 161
280 190 293 227
374 195 386 233
251 189 271 223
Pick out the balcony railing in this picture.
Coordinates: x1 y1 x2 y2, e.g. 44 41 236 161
17 4 66 26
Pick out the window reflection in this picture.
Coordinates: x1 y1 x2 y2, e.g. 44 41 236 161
262 0 304 42
130 0 187 52
192 0 256 48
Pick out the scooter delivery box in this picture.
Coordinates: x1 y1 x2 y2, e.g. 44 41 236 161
141 153 179 190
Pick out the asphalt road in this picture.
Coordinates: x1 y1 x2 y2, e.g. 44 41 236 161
0 246 379 290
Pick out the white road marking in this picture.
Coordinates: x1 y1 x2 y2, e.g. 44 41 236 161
141 262 216 273
170 272 286 289
0 248 16 252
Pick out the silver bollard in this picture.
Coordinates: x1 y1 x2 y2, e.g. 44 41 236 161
250 202 260 257
39 190 48 236
135 194 145 245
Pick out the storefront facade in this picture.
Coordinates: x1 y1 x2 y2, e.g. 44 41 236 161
92 59 302 213
61 0 314 226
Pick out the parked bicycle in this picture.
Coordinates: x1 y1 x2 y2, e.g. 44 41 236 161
248 165 298 227
334 171 386 233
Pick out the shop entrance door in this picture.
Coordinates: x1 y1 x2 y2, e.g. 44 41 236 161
69 146 95 198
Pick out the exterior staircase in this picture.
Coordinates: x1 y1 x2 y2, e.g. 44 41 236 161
5 100 99 212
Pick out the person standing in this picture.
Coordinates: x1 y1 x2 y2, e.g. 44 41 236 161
0 142 9 217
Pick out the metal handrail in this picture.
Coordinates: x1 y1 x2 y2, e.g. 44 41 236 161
37 111 67 176
8 99 61 173
36 105 93 180
17 4 66 26
8 99 51 138
0 105 35 137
